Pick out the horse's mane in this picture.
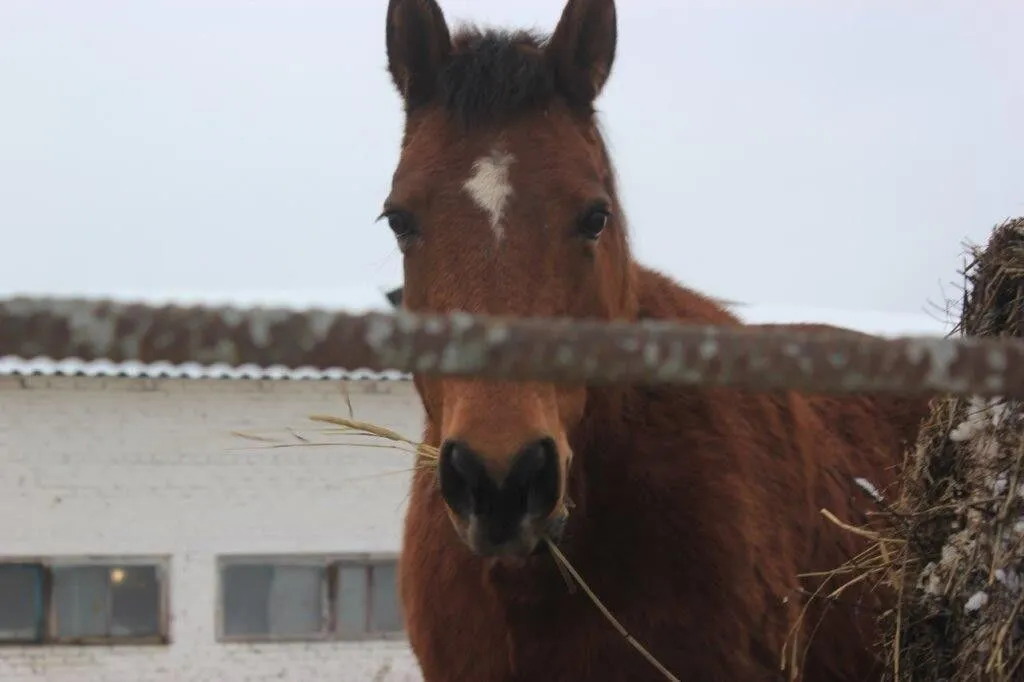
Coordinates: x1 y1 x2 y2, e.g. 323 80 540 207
439 27 595 128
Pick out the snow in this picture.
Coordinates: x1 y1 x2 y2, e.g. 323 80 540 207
0 284 398 313
854 477 884 503
732 302 953 337
964 590 988 613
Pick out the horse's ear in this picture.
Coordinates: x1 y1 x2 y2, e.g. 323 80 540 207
546 0 617 106
385 286 404 308
385 0 452 109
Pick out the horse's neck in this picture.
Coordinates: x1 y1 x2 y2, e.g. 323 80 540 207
566 265 742 514
574 263 741 446
631 264 743 326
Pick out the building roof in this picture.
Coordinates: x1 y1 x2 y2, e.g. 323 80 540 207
0 290 953 382
0 288 410 382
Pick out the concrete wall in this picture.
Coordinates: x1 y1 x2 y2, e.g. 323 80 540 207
0 375 425 681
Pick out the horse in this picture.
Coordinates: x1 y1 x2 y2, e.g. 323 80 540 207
378 0 931 679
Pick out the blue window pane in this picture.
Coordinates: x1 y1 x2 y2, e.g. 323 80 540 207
334 565 368 638
222 564 326 639
222 564 273 636
0 563 45 642
53 566 109 639
265 565 325 637
110 566 161 638
369 563 403 633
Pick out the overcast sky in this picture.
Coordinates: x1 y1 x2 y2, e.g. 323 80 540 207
0 0 1020 318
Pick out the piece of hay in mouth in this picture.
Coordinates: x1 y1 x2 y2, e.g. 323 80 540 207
306 414 575 519
308 414 439 463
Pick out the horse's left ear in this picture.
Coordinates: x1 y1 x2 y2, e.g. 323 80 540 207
546 0 617 106
385 0 452 110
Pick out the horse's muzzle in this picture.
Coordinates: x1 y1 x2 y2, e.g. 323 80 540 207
438 436 563 557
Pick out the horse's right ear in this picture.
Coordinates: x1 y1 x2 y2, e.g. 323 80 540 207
547 0 617 106
385 0 452 110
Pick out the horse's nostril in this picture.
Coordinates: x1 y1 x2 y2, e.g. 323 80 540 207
448 441 484 480
438 440 484 518
509 437 560 518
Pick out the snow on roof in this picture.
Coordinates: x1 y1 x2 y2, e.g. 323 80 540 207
731 303 954 338
0 284 399 314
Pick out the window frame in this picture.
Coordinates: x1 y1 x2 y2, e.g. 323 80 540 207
215 553 405 644
0 556 171 647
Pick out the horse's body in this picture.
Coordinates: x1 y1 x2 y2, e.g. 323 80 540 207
400 265 929 681
377 1 930 679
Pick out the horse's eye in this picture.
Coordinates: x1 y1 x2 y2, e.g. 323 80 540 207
381 209 418 241
577 206 610 240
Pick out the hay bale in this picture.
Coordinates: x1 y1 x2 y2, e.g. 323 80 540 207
878 217 1024 681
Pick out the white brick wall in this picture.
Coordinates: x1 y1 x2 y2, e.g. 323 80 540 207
0 375 426 682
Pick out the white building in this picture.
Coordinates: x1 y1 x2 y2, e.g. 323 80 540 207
0 293 952 682
0 364 426 681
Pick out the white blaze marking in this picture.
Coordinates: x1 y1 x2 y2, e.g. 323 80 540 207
462 150 515 241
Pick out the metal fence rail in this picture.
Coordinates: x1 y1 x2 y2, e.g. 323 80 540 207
2 296 1022 399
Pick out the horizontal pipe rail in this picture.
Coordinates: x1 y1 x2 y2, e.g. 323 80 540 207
1 297 1022 398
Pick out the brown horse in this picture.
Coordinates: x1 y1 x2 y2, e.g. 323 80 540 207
379 0 930 679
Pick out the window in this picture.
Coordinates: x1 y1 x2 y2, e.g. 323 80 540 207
0 558 168 645
218 555 404 642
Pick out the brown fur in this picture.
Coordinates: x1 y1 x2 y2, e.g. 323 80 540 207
380 1 931 679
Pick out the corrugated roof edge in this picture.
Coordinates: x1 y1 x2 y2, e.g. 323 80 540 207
0 356 411 382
